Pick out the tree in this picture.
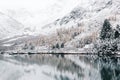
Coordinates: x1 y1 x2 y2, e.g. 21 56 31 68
29 43 35 50
52 45 55 49
93 20 120 80
22 44 28 50
116 25 120 31
114 30 119 39
114 25 120 39
100 19 113 40
61 43 64 48
56 43 59 49
93 39 118 56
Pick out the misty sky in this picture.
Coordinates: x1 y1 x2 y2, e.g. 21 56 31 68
0 0 83 11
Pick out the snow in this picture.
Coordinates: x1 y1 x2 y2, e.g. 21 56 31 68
0 13 24 39
2 35 28 43
0 0 119 38
42 0 120 34
2 44 13 47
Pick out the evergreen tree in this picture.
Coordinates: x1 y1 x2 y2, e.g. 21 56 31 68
116 25 120 31
29 43 35 50
52 45 55 49
114 25 120 39
100 19 113 40
61 43 64 48
56 43 59 49
23 44 28 50
114 30 119 39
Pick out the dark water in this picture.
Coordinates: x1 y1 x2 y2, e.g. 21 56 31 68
97 57 120 80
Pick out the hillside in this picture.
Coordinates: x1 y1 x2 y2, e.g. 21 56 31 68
0 12 24 40
21 0 120 53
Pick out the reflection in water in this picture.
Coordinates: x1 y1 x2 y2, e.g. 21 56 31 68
0 54 119 80
98 56 120 80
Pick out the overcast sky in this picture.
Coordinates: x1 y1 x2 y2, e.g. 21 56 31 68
0 0 83 11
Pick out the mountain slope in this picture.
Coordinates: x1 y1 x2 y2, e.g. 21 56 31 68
29 0 120 52
0 12 24 39
42 0 120 34
1 0 81 35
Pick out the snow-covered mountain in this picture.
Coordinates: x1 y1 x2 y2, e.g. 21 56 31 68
43 0 120 34
1 0 81 35
32 0 120 52
0 12 25 40
1 0 120 38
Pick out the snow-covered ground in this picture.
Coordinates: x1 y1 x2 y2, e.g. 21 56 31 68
0 12 24 39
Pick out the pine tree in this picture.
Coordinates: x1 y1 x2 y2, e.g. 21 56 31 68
114 25 120 39
29 43 35 50
114 30 119 39
100 19 113 40
61 43 64 48
23 44 28 50
52 45 55 49
56 43 59 49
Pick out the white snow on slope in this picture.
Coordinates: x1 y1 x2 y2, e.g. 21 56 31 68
42 0 120 35
0 0 120 38
0 12 24 39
